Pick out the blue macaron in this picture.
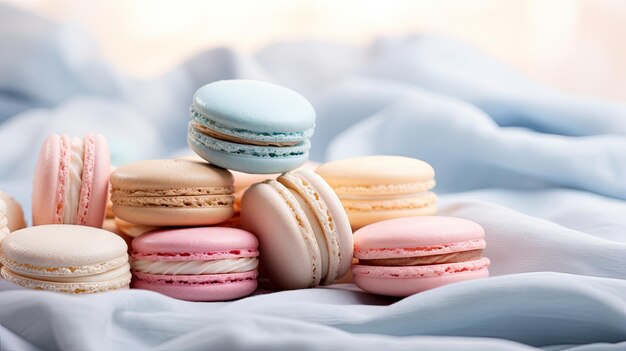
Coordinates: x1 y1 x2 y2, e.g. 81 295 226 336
188 80 316 174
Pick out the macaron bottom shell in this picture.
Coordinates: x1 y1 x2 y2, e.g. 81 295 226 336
188 128 308 174
112 206 234 227
353 258 490 297
132 270 258 302
1 266 131 294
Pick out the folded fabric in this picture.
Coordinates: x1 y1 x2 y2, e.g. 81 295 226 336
321 78 626 199
1 273 625 351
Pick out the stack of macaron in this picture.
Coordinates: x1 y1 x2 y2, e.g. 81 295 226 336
1 79 490 300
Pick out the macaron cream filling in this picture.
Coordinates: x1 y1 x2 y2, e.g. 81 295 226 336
330 180 436 196
132 257 259 275
190 106 314 145
62 137 85 224
341 192 437 212
359 249 484 266
355 238 486 260
188 123 310 158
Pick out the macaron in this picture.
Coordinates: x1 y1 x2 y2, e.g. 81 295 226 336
188 80 316 174
0 199 8 236
0 191 26 232
131 227 259 301
110 159 235 226
241 170 353 290
352 216 490 297
0 225 131 293
32 134 111 227
0 200 9 256
316 156 437 229
231 160 320 212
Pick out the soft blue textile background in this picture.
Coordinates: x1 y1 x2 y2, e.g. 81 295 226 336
0 4 625 351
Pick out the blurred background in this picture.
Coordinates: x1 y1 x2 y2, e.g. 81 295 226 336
4 0 626 102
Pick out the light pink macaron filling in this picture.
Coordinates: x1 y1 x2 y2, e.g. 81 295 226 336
354 238 486 260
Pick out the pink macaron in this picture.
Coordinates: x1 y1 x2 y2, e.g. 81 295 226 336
353 216 490 297
131 227 259 301
32 134 110 227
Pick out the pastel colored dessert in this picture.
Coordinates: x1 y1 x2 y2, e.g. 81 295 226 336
105 166 117 219
110 159 235 226
32 134 111 227
242 170 353 290
131 227 259 301
231 160 320 211
0 191 26 232
0 225 131 293
188 80 316 174
0 199 8 236
0 200 8 260
316 156 437 229
352 216 490 297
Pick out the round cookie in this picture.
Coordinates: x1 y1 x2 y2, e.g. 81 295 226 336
131 227 259 301
0 225 131 294
110 159 235 226
188 80 315 174
32 134 111 227
352 216 490 297
241 170 352 290
316 156 437 229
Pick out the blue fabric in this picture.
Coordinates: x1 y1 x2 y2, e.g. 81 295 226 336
1 4 625 350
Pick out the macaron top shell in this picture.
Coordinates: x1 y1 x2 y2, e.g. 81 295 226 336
354 216 485 259
132 227 258 260
316 156 435 194
191 80 315 135
1 225 127 271
111 159 233 191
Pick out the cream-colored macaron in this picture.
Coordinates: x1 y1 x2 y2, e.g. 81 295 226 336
316 156 437 229
0 225 131 293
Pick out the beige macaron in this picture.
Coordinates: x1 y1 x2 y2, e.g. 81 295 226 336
0 225 131 293
110 159 235 226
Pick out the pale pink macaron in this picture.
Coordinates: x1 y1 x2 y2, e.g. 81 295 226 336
32 134 110 227
131 227 259 301
353 216 490 297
